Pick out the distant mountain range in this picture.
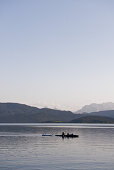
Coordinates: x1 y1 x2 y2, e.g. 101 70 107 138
75 102 114 114
0 102 114 123
71 115 114 123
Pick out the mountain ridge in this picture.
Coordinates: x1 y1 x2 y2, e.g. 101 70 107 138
0 102 114 123
75 102 114 114
0 102 75 123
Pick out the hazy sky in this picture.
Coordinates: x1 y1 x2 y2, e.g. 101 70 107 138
0 0 114 111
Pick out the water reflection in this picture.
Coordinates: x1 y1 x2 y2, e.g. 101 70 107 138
0 124 114 170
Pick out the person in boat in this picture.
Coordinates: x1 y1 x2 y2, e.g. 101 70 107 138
67 133 69 137
62 132 65 137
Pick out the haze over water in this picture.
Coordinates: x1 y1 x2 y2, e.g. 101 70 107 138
0 123 114 170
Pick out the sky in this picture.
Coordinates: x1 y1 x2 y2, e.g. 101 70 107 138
0 0 114 111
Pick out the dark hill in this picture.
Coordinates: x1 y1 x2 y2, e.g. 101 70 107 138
0 103 75 123
0 103 114 123
71 115 114 123
85 110 114 118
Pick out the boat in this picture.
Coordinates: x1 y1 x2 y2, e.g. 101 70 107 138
55 134 79 138
42 133 79 138
42 134 53 136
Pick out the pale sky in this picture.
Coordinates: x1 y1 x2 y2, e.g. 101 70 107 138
0 0 114 111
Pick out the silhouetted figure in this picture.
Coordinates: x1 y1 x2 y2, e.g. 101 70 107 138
62 132 65 137
67 133 69 137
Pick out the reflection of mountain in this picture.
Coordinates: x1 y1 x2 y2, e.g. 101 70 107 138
0 103 114 123
75 102 114 114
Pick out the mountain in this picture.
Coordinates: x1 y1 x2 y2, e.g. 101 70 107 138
0 102 114 123
71 115 114 123
75 102 114 114
0 103 75 123
84 110 114 118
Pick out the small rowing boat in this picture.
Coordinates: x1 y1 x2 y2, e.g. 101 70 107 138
42 134 79 138
42 134 53 136
55 134 79 138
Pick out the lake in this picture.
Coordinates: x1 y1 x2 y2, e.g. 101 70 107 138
0 123 114 170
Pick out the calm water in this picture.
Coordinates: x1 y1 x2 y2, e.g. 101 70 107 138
0 123 114 170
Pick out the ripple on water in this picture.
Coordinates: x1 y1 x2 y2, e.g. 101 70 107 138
0 124 114 170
